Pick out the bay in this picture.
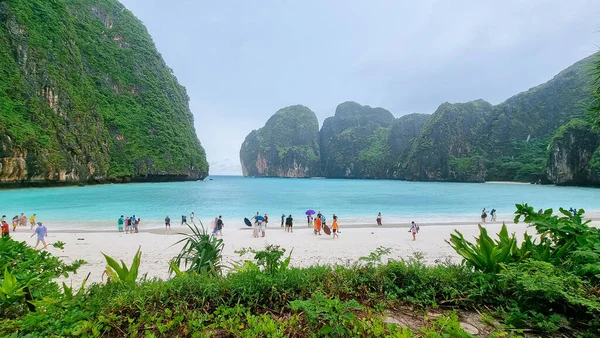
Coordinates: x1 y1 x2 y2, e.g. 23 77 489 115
0 176 598 229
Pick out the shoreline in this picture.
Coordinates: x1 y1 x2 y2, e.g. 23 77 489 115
9 218 600 287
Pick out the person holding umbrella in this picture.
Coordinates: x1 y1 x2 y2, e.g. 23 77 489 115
306 210 315 228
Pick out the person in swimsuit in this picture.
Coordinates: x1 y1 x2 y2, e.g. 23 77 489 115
409 221 419 241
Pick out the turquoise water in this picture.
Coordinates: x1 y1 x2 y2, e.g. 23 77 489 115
0 176 598 229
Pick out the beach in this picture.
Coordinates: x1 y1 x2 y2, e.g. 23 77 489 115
12 217 597 287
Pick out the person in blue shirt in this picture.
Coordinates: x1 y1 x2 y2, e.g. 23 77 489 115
31 222 48 249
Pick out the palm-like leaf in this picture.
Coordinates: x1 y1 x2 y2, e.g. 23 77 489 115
169 221 224 276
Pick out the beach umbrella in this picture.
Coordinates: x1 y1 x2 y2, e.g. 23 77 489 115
255 215 265 221
305 210 315 215
244 218 252 227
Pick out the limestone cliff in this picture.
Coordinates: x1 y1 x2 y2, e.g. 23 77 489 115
0 0 208 187
239 105 320 177
546 119 600 186
319 101 395 178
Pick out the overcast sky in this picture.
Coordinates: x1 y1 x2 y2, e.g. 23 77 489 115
119 0 600 175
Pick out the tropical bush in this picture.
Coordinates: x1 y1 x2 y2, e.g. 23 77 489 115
169 222 224 276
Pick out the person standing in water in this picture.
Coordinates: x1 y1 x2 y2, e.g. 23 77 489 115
31 222 48 249
118 215 124 232
376 212 382 226
165 215 171 233
285 214 293 233
409 221 419 241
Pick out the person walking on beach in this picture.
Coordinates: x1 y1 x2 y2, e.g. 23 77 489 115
12 215 18 232
481 208 487 223
118 215 124 232
281 213 285 227
165 215 171 233
376 212 382 226
31 222 48 249
409 221 419 241
190 212 195 224
332 216 339 239
215 216 224 236
181 215 187 225
285 214 293 233
29 214 36 229
314 214 322 235
490 209 497 222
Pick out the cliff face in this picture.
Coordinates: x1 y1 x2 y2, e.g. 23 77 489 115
0 0 208 187
387 113 430 178
319 101 395 178
405 100 492 182
546 119 600 186
239 105 320 177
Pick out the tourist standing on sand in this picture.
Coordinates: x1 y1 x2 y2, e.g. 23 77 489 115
264 214 269 228
376 212 382 226
215 216 224 236
307 214 313 227
125 217 132 233
2 217 10 238
332 216 339 239
31 222 48 249
490 209 497 222
118 215 124 232
481 208 487 223
165 215 171 233
29 214 36 229
181 215 187 225
281 213 285 227
409 221 419 241
190 212 195 224
259 218 266 237
134 218 140 233
285 215 293 233
314 214 322 235
12 215 18 232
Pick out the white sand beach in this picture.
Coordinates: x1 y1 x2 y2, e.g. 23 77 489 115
9 218 599 287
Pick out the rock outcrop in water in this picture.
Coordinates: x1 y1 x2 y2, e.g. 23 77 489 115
0 0 208 187
240 105 320 177
240 53 600 186
319 101 395 178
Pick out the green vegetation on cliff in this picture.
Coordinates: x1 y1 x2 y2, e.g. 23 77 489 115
0 0 207 185
240 105 320 177
319 101 395 178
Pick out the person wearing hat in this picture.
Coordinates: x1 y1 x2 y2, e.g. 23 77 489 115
31 222 48 249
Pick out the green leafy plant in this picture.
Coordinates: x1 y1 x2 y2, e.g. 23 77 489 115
290 292 362 337
52 241 65 250
0 269 36 307
359 246 392 267
102 246 141 286
447 224 527 273
170 222 224 276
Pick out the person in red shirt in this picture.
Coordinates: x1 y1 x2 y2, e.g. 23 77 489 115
2 218 10 238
